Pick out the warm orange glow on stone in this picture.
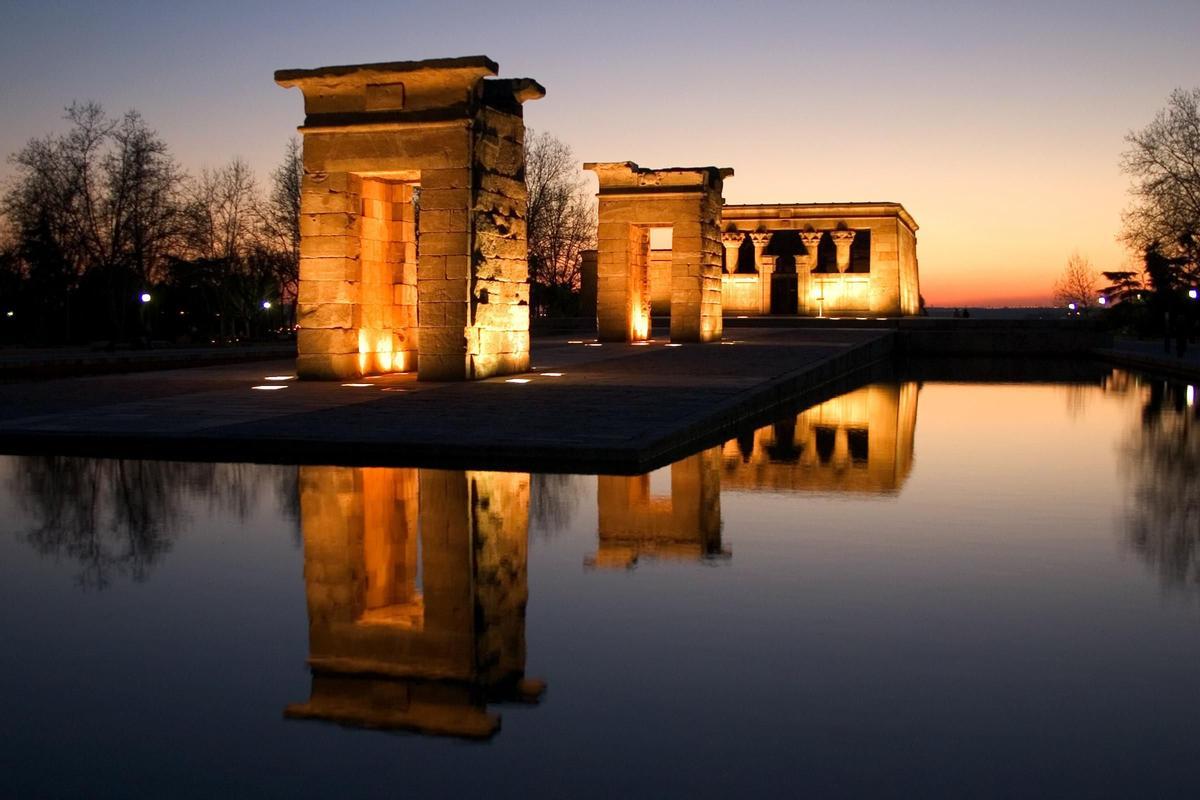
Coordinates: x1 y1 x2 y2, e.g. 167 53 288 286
585 162 732 344
278 56 543 382
588 447 726 568
721 383 918 494
287 466 539 738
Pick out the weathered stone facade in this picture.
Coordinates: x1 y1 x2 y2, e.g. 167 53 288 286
721 382 918 493
587 446 726 568
276 56 544 380
719 203 920 317
285 466 541 738
584 162 732 343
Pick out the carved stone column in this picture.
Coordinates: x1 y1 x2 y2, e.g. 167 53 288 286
830 229 856 273
749 232 772 273
798 231 824 315
721 232 745 274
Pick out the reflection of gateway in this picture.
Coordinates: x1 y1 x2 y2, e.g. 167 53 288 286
588 447 728 568
723 383 919 494
285 467 543 740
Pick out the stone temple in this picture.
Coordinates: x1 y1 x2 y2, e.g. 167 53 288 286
278 54 921 379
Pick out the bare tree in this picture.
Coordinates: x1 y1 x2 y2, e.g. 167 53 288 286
262 137 302 320
1052 251 1100 311
180 158 272 339
1120 87 1200 277
524 130 595 316
2 103 184 340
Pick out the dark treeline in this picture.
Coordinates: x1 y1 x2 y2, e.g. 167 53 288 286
1098 88 1200 343
0 103 301 348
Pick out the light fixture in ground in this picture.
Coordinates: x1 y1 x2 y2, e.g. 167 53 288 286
341 383 374 388
265 375 295 381
252 385 288 391
506 378 532 384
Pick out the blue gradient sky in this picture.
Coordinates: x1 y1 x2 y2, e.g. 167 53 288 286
2 0 1198 304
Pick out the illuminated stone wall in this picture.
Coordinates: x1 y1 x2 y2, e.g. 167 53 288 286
584 162 732 343
287 466 539 739
277 56 544 380
588 446 725 568
722 383 919 494
719 203 920 317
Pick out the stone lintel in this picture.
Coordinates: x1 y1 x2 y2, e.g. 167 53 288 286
275 55 499 88
584 162 734 194
723 202 919 233
277 56 543 126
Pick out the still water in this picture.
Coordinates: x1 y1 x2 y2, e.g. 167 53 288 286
1 371 1198 797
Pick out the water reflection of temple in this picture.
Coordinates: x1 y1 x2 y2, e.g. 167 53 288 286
286 467 543 740
588 447 727 568
722 383 919 494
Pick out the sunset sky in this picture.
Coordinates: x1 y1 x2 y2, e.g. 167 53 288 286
2 0 1198 306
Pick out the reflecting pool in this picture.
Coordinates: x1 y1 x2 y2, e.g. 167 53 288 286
2 370 1199 797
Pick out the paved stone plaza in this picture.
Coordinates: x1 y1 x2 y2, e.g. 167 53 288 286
0 328 891 472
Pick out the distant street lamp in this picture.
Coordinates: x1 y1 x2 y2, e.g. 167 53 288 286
140 292 152 303
262 300 272 309
1189 288 1198 300
1068 302 1077 312
1098 296 1107 306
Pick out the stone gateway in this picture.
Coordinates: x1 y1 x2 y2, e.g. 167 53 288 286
277 56 544 381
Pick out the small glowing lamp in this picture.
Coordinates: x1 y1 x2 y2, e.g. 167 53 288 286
1067 302 1077 311
262 300 272 309
4 311 12 318
252 385 287 391
506 378 532 384
1188 385 1196 407
1190 289 1198 300
542 372 564 377
341 383 374 388
264 375 294 381
140 292 152 303
1098 296 1107 306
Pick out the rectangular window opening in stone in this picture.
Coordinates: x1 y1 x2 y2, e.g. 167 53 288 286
648 226 673 319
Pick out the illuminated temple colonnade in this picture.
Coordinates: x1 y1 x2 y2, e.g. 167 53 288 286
584 201 921 327
717 203 920 317
721 383 919 494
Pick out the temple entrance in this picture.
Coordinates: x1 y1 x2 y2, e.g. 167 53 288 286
771 272 798 314
277 56 544 380
585 162 732 343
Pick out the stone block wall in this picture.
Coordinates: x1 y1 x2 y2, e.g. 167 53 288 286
288 464 536 737
278 56 543 380
586 163 731 343
721 274 762 315
590 446 724 568
719 203 920 318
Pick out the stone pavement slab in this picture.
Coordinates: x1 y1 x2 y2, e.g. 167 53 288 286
0 328 893 473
